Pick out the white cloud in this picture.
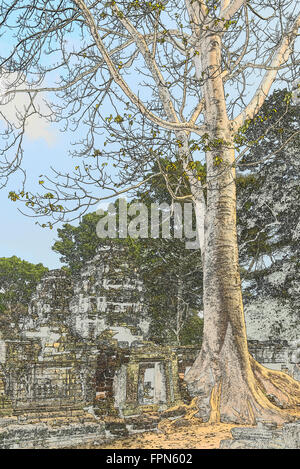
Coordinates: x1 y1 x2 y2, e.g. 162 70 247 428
96 197 124 214
0 71 57 146
292 78 300 105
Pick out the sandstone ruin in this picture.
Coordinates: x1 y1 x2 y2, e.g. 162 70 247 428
0 246 299 448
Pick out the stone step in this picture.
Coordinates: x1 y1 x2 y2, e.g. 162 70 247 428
0 421 107 449
124 414 160 432
220 420 300 449
13 406 86 420
14 415 96 427
104 418 129 437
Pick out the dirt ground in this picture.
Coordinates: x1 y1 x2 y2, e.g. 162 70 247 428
73 406 300 450
75 418 251 450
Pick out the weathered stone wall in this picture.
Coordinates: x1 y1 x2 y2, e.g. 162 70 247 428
0 415 107 449
245 298 299 342
68 246 149 342
94 342 185 417
248 339 300 379
220 420 300 449
244 260 299 343
0 245 153 419
1 334 99 414
26 269 73 331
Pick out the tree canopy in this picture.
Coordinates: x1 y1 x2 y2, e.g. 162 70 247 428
0 256 48 336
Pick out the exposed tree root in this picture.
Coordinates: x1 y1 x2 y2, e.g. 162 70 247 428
250 355 300 409
208 381 222 424
184 349 300 426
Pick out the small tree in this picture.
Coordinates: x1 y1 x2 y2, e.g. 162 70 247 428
52 212 104 273
1 1 300 423
0 256 48 334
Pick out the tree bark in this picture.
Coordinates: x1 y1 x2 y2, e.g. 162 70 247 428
174 276 184 346
185 30 300 424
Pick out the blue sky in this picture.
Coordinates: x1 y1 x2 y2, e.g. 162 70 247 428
0 87 114 269
0 127 70 269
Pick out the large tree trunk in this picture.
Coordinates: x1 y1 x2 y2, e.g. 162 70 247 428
185 30 300 425
185 137 300 424
186 143 300 423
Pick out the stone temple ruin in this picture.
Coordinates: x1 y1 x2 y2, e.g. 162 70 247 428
0 245 299 448
0 246 199 448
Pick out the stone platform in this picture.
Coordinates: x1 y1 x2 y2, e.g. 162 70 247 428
0 411 106 449
220 419 300 449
